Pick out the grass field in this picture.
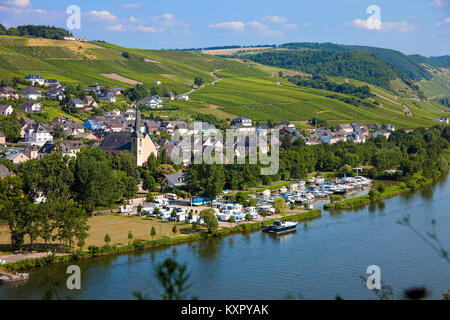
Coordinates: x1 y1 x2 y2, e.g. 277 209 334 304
0 214 198 251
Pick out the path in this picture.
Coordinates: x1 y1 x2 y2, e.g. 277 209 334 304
184 69 222 95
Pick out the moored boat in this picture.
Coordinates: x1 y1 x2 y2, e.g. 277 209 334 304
263 220 298 234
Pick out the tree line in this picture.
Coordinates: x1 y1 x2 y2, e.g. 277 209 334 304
0 25 73 40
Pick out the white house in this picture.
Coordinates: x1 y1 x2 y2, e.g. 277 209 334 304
373 130 391 139
44 79 60 87
69 98 85 108
25 74 44 86
231 116 252 127
0 87 18 99
19 101 42 113
25 123 53 147
142 96 162 109
0 104 13 116
177 94 190 101
20 87 42 100
101 92 117 103
433 117 449 124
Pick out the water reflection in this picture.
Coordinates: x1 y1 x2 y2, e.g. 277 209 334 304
267 231 297 242
194 238 222 260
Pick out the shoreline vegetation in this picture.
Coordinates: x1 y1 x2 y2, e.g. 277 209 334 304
324 174 440 210
3 210 321 272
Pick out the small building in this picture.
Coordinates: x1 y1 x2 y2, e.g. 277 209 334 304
83 96 98 108
20 87 43 100
231 116 252 127
0 104 13 116
19 101 42 113
164 92 176 100
432 117 449 124
25 123 53 146
0 164 14 178
101 92 117 103
25 74 44 86
177 94 190 101
335 124 353 134
164 173 186 189
69 98 84 108
4 149 29 164
44 79 59 87
0 132 5 145
0 87 18 99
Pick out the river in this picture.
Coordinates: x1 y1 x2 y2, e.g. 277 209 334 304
1 176 449 300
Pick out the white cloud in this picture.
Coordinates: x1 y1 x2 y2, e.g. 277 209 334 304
88 10 116 21
262 16 287 24
247 21 266 31
129 16 138 23
303 22 312 28
430 0 450 7
121 2 142 8
445 17 450 23
108 24 125 31
7 0 29 7
346 19 416 32
209 21 245 31
137 25 163 33
247 21 283 37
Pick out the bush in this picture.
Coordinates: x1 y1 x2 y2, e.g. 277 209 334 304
377 183 386 194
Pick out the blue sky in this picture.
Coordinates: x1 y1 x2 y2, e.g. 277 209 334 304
0 0 449 56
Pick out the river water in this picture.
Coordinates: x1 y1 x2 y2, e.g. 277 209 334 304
1 176 449 300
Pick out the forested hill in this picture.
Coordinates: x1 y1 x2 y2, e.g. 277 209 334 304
241 49 401 88
277 42 449 81
0 25 73 40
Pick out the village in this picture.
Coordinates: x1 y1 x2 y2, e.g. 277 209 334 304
0 74 387 230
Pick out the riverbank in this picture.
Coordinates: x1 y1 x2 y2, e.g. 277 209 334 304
323 175 436 210
2 210 321 272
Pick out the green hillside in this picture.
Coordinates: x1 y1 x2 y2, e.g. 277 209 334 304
0 35 448 128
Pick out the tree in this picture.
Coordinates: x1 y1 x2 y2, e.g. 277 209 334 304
377 183 386 194
368 189 378 202
228 216 235 223
194 76 203 87
273 198 286 213
142 171 156 191
128 230 133 245
260 208 268 217
200 208 218 233
151 226 156 239
71 148 120 216
187 210 193 222
104 233 111 245
191 222 198 232
172 225 177 236
52 200 89 250
146 193 155 202
137 204 143 216
154 258 193 300
171 208 177 221
245 213 252 221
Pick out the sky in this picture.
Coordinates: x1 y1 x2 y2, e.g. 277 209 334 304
0 0 449 56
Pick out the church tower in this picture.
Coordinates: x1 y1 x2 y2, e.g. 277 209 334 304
131 104 144 166
131 104 158 167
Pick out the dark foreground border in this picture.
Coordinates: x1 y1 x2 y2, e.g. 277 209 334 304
0 300 445 318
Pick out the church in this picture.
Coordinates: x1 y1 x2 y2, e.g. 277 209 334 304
99 106 157 166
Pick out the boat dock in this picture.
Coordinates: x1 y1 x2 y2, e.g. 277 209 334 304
0 266 29 284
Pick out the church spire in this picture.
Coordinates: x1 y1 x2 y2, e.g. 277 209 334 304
132 103 142 138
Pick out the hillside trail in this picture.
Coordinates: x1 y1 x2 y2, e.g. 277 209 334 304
183 69 222 95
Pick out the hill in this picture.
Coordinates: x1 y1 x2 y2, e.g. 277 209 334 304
0 35 448 129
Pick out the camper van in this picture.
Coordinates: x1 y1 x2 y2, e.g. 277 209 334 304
119 205 133 214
